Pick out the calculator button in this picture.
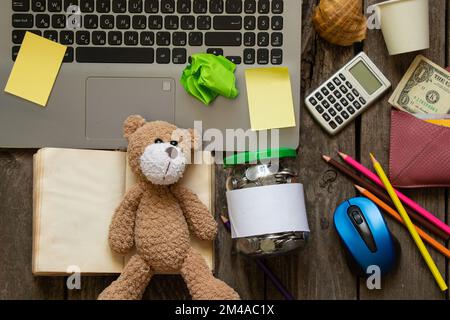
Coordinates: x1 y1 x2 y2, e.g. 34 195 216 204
323 113 331 121
359 97 366 105
334 103 343 111
333 77 341 85
309 97 317 105
335 116 343 124
327 82 335 90
353 101 361 110
340 85 348 94
322 101 330 109
339 73 346 81
352 89 360 97
329 121 337 129
328 95 336 104
315 92 323 101
348 106 355 114
315 105 324 114
321 88 329 96
345 81 352 89
329 108 337 116
333 90 342 99
346 93 355 101
341 98 349 106
341 110 349 119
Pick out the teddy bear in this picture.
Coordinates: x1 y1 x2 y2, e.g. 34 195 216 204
98 115 239 300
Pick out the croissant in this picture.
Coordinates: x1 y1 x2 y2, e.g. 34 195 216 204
313 0 367 47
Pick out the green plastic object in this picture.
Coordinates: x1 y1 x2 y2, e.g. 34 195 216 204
223 148 297 168
180 53 239 105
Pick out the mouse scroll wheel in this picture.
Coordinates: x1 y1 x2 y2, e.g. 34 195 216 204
352 212 364 225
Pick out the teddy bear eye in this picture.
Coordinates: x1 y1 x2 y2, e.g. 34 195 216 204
154 138 163 144
170 140 178 146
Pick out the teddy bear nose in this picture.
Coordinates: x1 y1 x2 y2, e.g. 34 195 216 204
165 146 178 159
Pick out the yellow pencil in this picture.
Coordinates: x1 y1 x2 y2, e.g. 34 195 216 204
370 153 447 291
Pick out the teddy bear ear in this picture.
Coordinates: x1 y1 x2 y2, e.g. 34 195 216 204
188 128 201 150
123 115 146 139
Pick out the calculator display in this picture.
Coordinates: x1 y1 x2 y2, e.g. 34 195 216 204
349 61 382 95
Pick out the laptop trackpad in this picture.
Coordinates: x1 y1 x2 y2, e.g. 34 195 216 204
86 77 175 140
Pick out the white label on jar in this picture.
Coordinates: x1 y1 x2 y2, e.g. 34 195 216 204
226 183 310 239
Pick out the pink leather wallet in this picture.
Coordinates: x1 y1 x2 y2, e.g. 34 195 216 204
390 110 450 188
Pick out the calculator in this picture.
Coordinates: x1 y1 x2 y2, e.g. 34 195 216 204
305 52 391 135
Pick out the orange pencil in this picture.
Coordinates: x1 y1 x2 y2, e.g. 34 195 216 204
355 185 450 259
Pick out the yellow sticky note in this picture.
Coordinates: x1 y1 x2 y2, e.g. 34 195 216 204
245 67 296 131
426 119 450 128
4 32 66 107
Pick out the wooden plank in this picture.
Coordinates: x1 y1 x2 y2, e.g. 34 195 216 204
214 165 265 300
360 0 447 299
264 0 357 300
0 149 65 299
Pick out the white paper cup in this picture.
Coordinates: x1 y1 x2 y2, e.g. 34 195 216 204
374 0 429 55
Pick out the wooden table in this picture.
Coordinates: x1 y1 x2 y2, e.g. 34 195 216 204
0 0 449 300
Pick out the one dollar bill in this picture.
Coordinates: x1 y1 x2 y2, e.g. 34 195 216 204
388 55 450 114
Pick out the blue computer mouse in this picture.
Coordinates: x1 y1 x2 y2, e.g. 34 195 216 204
333 197 399 277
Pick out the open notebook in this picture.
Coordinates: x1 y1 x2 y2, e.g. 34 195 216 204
32 148 214 275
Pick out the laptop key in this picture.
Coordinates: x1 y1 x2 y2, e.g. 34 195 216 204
149 16 163 29
140 31 154 45
83 15 98 29
60 30 74 44
271 49 282 65
205 32 241 46
243 32 255 46
271 32 282 46
52 14 66 28
92 31 106 45
272 0 283 13
226 0 242 13
226 56 241 64
156 31 170 46
112 0 126 13
257 16 269 30
96 0 110 12
244 16 256 30
257 32 269 46
257 48 269 64
156 48 170 64
243 48 255 64
63 46 74 62
145 0 158 13
76 47 154 63
48 0 62 12
172 48 187 64
214 16 242 30
12 14 34 28
181 15 195 30
172 32 187 46
64 0 78 11
100 15 114 29
258 0 269 13
244 0 256 13
80 0 94 12
165 15 179 30
129 0 143 13
44 30 58 42
207 48 223 56
197 16 211 30
124 31 139 45
132 15 146 29
117 15 130 29
76 30 89 44
210 0 224 13
189 32 203 46
32 0 46 12
193 0 207 13
271 16 283 30
108 31 122 45
12 46 20 61
12 30 41 44
177 0 191 13
13 0 30 12
36 14 50 28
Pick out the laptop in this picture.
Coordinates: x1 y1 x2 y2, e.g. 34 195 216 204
0 0 301 151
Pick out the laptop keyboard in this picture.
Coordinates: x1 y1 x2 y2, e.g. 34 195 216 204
11 0 285 64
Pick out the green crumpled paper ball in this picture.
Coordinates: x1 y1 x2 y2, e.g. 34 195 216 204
180 53 239 105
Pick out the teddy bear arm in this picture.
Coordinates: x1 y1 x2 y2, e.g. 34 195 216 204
109 184 143 254
170 184 217 241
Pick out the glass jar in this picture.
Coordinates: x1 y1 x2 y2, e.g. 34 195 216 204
224 148 310 257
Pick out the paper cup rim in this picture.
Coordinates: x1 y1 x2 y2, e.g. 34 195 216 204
373 0 427 9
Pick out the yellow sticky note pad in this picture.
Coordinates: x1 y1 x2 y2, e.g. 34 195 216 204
4 32 66 107
245 67 296 131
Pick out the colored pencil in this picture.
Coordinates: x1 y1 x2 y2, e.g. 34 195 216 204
370 154 447 292
322 155 449 241
220 215 296 300
354 185 450 259
338 151 450 236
